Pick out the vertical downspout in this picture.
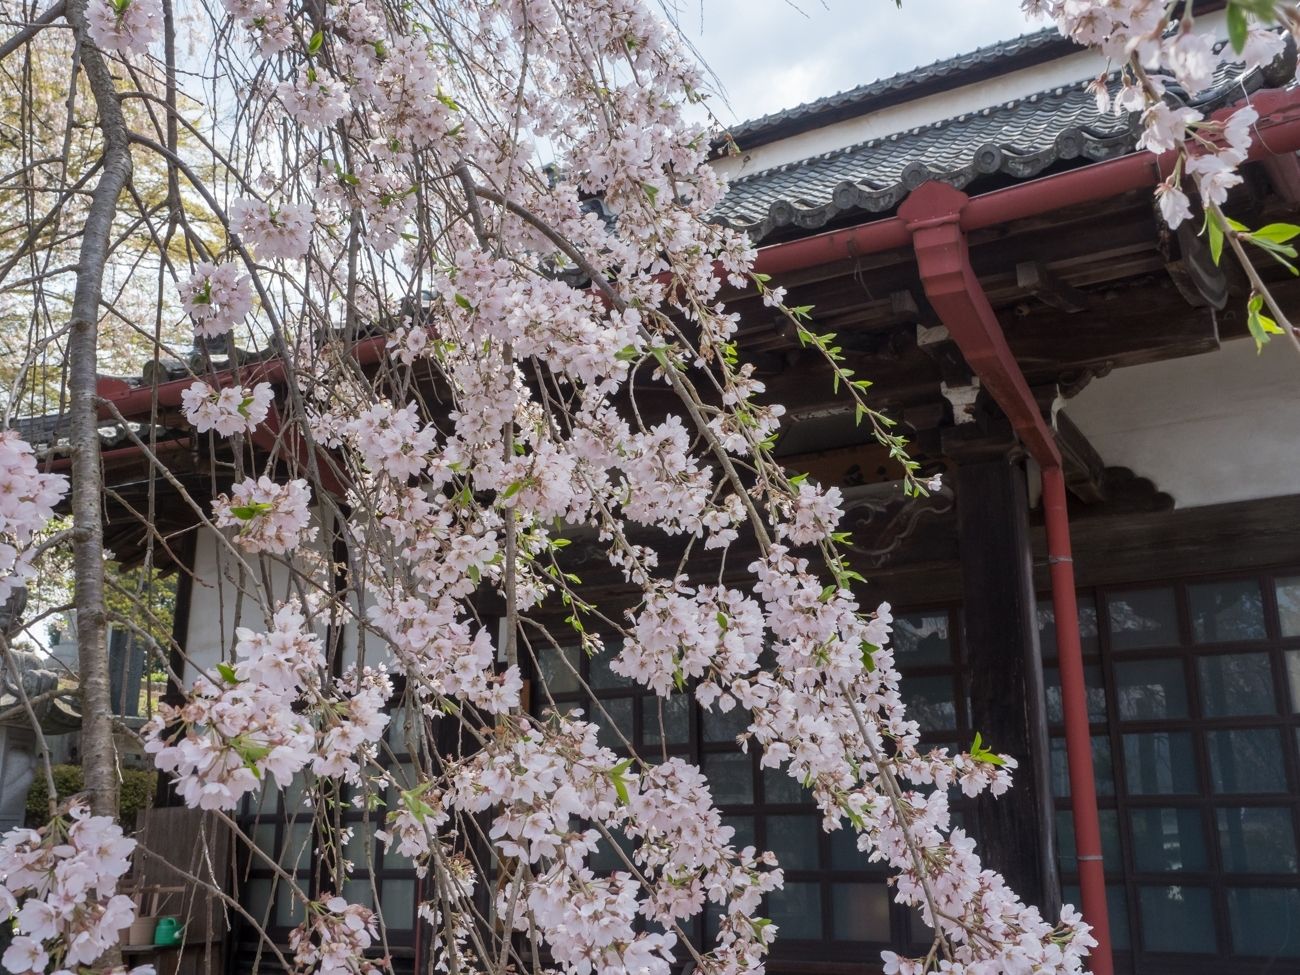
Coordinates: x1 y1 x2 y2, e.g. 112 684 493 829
898 182 1114 975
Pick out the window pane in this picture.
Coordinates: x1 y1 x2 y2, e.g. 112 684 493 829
344 820 374 868
1123 732 1198 795
1286 650 1300 712
341 879 374 909
283 821 313 871
1278 577 1300 638
1051 736 1114 797
642 694 689 746
1037 595 1100 659
892 612 952 667
1198 653 1276 716
702 705 750 743
763 767 810 805
1208 729 1288 793
1228 888 1300 957
1115 659 1188 720
723 815 755 852
591 696 633 748
253 822 278 857
385 762 418 809
703 752 753 805
831 883 891 942
244 878 274 929
590 829 636 873
381 879 416 930
830 825 867 870
1129 807 1207 872
767 815 819 872
1217 807 1298 872
900 675 957 732
1107 589 1179 651
1189 579 1266 643
1138 885 1216 953
275 880 306 927
251 778 280 815
536 643 581 694
589 643 633 690
1044 664 1106 724
1064 884 1131 950
767 882 822 940
1055 809 1122 872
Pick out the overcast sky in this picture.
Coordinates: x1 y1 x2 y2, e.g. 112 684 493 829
671 0 1047 126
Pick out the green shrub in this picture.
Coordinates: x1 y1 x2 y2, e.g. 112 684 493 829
25 765 156 826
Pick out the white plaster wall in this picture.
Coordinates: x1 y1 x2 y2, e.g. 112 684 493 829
1065 337 1300 509
183 518 396 683
183 525 294 684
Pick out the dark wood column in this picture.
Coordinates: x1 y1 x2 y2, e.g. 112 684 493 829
946 422 1060 918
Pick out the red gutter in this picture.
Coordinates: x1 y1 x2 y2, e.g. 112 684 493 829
898 181 1112 974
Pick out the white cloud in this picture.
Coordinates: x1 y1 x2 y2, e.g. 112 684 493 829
665 0 1046 124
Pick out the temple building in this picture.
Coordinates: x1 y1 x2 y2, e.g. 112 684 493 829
19 13 1300 975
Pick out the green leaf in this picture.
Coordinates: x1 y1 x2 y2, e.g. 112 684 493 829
609 759 634 805
614 344 640 362
454 293 473 311
228 502 273 521
1254 223 1300 244
1246 293 1285 351
501 480 525 500
307 29 324 53
860 641 878 674
818 584 838 603
641 182 660 205
1227 3 1248 53
216 662 239 684
969 731 1006 767
1206 213 1225 265
716 611 729 631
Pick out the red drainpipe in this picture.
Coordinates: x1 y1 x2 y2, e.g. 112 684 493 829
896 180 1112 974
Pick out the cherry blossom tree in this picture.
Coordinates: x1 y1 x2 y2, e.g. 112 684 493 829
0 1 1296 975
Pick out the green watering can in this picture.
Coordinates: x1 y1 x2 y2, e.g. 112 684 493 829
153 917 184 947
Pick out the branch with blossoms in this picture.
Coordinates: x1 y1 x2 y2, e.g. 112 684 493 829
1029 0 1300 352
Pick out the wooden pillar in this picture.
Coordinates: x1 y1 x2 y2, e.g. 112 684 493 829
947 423 1060 917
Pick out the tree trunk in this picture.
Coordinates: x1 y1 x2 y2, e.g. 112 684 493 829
62 0 134 824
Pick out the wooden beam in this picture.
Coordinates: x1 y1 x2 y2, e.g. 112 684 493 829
1016 261 1089 313
1054 410 1107 505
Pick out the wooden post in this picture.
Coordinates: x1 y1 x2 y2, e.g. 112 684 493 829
947 424 1059 917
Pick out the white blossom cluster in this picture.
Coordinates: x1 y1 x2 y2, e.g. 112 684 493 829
181 380 274 436
0 431 67 603
0 802 153 975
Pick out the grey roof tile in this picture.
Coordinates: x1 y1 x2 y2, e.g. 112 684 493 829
714 49 1295 242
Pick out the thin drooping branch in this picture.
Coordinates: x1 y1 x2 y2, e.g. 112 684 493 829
0 0 67 63
61 0 133 831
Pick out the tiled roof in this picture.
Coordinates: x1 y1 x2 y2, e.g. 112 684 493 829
725 29 1073 147
714 50 1295 242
